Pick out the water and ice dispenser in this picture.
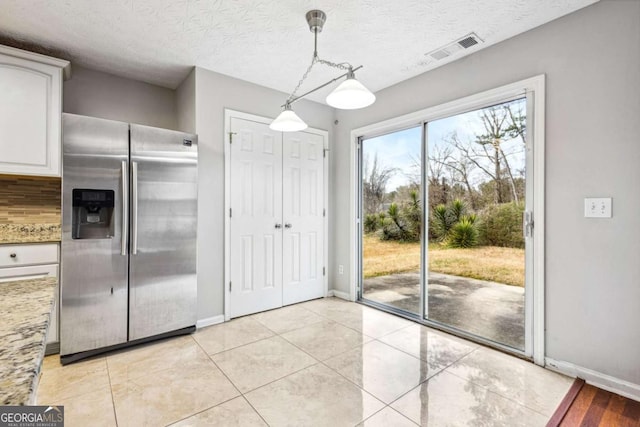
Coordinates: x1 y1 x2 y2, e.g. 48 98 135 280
72 189 115 239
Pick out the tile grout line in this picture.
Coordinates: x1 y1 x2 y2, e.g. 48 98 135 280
191 332 273 427
104 358 120 427
233 315 389 424
371 333 478 368
442 367 554 419
358 405 420 427
275 327 390 420
239 394 272 427
300 299 419 341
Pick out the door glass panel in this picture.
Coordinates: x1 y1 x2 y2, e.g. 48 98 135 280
360 126 423 315
426 97 527 350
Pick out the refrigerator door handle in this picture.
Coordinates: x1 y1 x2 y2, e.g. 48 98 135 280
121 161 128 256
132 161 139 255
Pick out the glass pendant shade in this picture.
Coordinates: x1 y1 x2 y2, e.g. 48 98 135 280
269 105 308 132
326 76 376 110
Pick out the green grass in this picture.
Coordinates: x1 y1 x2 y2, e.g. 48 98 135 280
363 234 525 286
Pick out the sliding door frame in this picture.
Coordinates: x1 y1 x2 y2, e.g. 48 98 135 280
349 75 546 365
223 109 329 321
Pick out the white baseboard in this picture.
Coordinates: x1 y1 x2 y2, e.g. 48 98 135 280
328 290 351 301
196 315 225 329
545 357 640 402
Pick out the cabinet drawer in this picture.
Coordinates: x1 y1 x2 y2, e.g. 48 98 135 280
0 244 58 267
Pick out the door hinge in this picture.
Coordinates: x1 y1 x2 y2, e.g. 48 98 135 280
229 132 237 144
323 267 326 276
229 208 232 218
229 281 232 291
323 208 326 217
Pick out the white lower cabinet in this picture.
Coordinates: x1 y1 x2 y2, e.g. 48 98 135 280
0 243 60 347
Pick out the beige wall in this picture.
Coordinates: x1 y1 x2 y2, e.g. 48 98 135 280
330 0 640 385
176 69 196 133
63 65 178 129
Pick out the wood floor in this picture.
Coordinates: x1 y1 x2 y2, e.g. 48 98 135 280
547 378 640 427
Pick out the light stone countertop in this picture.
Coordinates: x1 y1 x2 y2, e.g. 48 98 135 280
0 223 61 244
0 277 56 405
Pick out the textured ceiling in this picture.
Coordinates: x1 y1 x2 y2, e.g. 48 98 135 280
0 0 598 103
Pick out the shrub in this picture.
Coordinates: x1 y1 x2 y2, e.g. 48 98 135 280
478 202 524 248
431 204 451 241
403 190 422 240
378 194 422 242
430 199 475 243
447 218 479 248
364 214 379 233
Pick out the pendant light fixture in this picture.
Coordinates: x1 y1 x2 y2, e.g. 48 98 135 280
270 10 375 132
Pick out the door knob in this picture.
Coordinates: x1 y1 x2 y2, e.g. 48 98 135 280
284 223 292 229
275 223 282 229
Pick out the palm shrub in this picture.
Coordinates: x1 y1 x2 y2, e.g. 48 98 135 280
431 204 452 241
379 194 423 242
429 199 479 248
447 218 479 248
364 214 379 233
379 203 404 240
403 190 422 240
431 199 469 241
449 199 466 223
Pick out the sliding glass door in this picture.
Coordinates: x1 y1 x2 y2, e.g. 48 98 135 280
358 95 531 353
359 126 423 315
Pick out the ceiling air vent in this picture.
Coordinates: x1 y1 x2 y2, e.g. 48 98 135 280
430 50 450 61
458 35 480 49
424 32 484 64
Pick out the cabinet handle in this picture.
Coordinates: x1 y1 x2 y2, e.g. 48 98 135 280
9 253 17 258
284 223 292 229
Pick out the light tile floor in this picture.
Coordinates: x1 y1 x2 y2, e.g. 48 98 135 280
37 297 572 427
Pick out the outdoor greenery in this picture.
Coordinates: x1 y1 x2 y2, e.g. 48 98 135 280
362 235 524 286
478 201 525 248
430 199 478 248
361 99 527 285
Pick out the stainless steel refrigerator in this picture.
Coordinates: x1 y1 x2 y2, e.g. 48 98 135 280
60 113 198 363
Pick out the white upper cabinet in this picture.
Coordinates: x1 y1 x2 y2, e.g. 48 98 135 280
0 45 70 177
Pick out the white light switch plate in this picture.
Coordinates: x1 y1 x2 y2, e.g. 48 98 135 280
584 198 612 218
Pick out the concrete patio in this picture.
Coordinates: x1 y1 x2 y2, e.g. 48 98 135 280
363 272 525 349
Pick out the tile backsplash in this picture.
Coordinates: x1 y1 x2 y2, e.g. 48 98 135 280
0 175 61 224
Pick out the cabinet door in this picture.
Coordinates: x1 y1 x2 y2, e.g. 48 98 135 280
0 54 62 176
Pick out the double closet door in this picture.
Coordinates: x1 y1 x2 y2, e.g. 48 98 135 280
229 117 325 318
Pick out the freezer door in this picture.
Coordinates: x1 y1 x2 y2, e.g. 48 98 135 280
61 114 129 355
129 124 198 340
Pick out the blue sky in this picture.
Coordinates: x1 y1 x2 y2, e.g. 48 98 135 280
362 98 526 191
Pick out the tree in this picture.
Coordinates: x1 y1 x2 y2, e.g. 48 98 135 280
474 107 520 203
431 132 479 210
362 153 397 215
505 104 526 144
426 145 452 208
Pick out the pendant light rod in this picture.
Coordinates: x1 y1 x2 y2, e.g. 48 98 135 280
282 65 363 108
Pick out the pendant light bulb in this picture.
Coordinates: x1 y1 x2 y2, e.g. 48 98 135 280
326 70 376 110
270 104 308 132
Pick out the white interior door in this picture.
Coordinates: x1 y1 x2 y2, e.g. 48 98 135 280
282 132 325 305
229 117 283 317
